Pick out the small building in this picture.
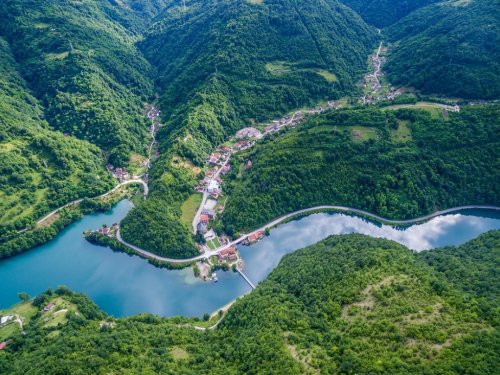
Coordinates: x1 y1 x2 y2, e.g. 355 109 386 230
200 215 209 225
218 206 225 212
248 231 264 243
0 342 7 350
197 222 208 234
245 160 252 169
112 223 118 227
0 315 13 324
42 303 55 312
103 228 110 234
207 180 222 194
201 208 216 219
218 247 235 260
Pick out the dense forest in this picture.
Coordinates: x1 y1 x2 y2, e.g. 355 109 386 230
0 36 115 234
119 0 378 258
339 0 440 28
2 231 500 373
385 0 500 99
221 106 500 231
0 0 156 166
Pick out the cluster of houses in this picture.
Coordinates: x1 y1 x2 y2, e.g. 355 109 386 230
91 223 118 237
147 107 160 119
107 165 129 181
235 127 262 139
196 165 224 197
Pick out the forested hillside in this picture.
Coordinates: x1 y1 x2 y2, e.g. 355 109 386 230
221 106 500 231
0 0 156 166
385 0 500 99
119 0 378 258
339 0 440 28
0 37 115 236
2 232 500 374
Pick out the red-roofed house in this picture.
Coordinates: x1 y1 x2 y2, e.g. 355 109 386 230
103 228 110 234
218 247 235 260
200 215 209 224
0 342 7 350
248 231 264 243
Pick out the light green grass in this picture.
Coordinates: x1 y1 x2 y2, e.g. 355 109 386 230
0 322 20 341
391 120 412 142
315 69 337 82
43 311 68 327
181 194 203 225
213 238 221 248
171 347 190 361
206 240 215 250
47 52 69 60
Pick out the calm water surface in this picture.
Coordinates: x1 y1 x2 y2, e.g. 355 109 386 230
1 201 500 318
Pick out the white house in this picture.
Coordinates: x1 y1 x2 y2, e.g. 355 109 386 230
207 180 222 194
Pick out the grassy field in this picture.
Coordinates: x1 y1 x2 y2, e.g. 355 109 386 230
206 240 215 250
0 322 20 341
308 125 377 142
212 238 221 248
315 69 337 82
391 120 412 142
181 194 203 225
43 311 69 328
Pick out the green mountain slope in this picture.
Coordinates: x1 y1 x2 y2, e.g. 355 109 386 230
2 232 500 373
385 0 500 99
339 0 440 28
0 37 115 235
120 0 378 258
221 105 500 231
0 0 156 166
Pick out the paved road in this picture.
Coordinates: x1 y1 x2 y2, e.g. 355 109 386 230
117 204 500 263
17 179 148 234
192 154 231 234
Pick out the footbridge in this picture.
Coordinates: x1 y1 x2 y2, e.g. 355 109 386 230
236 268 255 289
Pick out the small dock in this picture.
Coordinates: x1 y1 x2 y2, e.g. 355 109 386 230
236 268 255 289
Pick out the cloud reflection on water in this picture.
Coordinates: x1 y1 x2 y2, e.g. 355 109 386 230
240 210 500 284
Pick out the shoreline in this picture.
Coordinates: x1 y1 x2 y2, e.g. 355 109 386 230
116 204 500 263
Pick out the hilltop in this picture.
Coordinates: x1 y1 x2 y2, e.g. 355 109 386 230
384 0 500 99
0 37 114 236
0 0 156 167
1 231 500 373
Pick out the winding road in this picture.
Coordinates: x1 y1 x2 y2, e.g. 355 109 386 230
16 179 148 235
117 204 500 263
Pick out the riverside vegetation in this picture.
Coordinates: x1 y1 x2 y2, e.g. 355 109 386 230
2 231 500 373
220 105 500 232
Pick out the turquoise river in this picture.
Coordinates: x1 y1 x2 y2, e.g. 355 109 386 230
2 199 500 318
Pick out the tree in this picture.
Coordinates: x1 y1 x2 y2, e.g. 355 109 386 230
265 227 270 236
203 313 210 321
102 223 108 228
17 292 31 302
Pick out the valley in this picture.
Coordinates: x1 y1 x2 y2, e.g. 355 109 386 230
1 0 500 372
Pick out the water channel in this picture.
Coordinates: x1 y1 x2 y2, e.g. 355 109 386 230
1 200 500 318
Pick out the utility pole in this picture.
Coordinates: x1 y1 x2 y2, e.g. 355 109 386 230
69 41 74 52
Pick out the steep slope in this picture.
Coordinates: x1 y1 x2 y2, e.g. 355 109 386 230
0 0 156 166
120 0 378 258
339 0 441 28
0 37 115 236
385 0 500 99
221 105 500 231
2 232 500 374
